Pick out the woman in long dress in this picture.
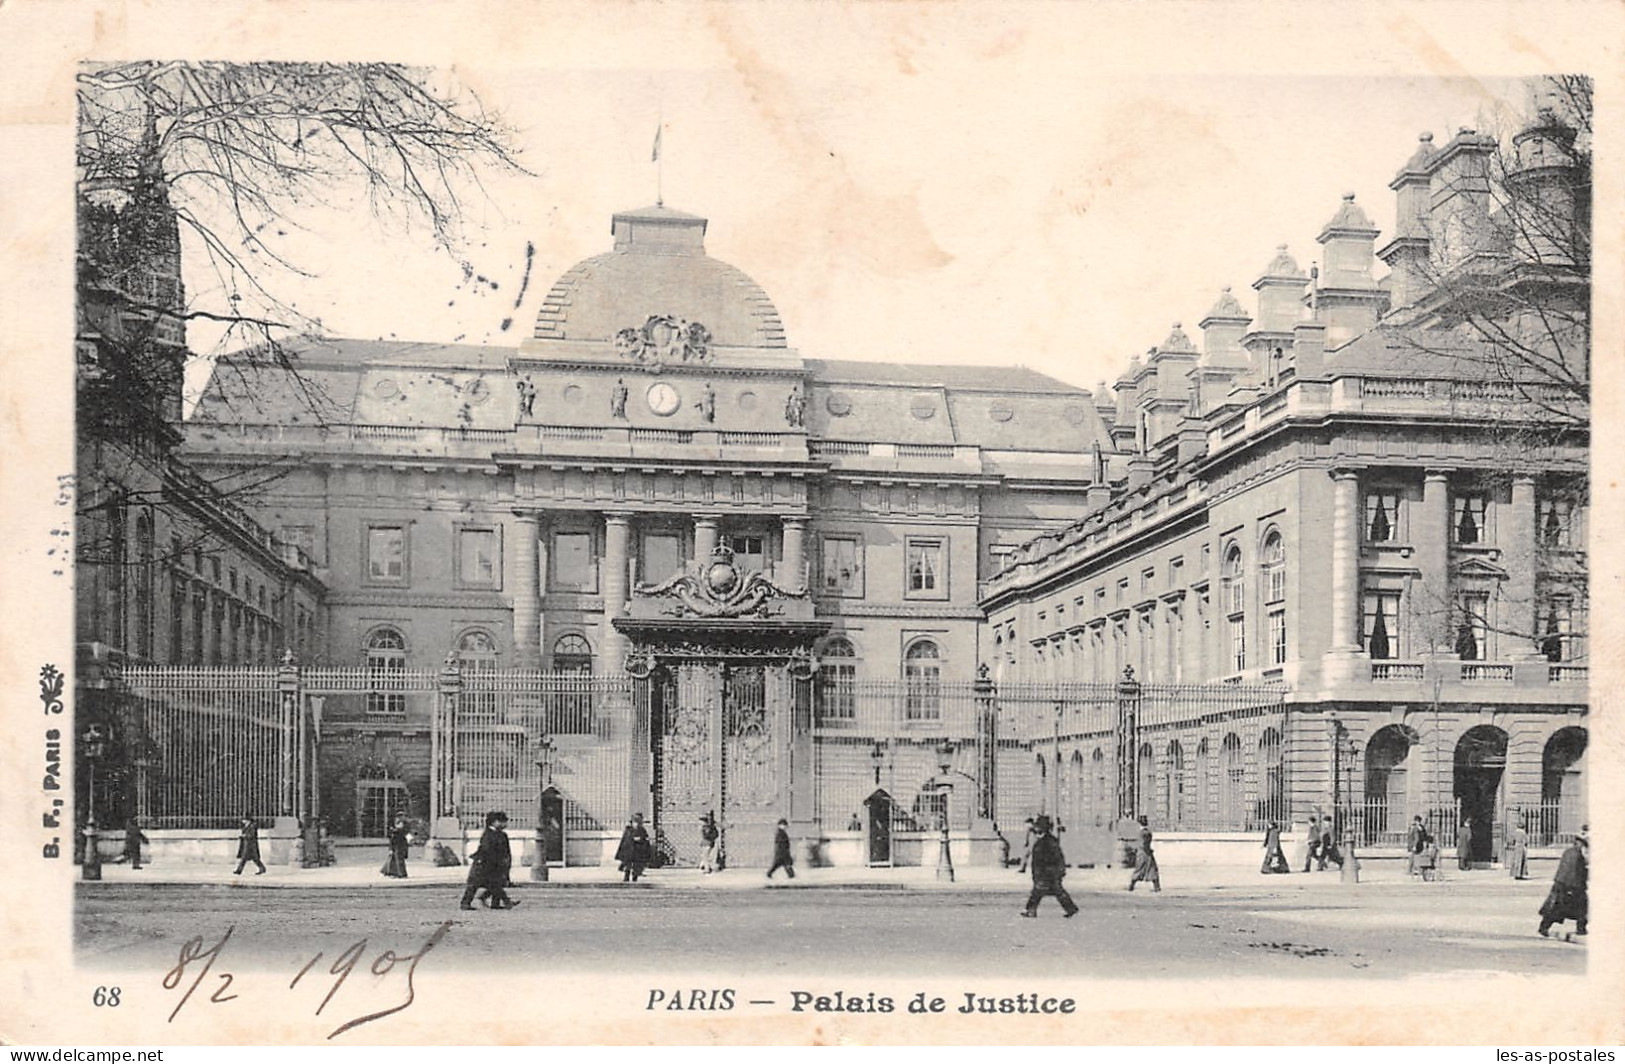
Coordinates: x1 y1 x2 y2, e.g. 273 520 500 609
1260 821 1289 874
1505 817 1530 880
1127 815 1161 892
1457 816 1474 871
381 815 410 878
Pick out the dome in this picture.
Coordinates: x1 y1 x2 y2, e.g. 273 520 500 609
532 205 787 348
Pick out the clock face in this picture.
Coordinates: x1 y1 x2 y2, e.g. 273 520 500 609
647 381 681 417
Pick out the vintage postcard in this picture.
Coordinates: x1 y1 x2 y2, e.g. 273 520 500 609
0 0 1620 1047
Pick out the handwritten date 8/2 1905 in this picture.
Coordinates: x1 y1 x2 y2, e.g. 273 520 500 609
162 922 451 1039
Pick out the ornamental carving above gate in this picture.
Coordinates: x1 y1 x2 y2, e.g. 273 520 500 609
614 314 713 367
634 544 805 619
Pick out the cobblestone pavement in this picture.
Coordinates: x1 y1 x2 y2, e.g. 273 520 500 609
76 864 1585 981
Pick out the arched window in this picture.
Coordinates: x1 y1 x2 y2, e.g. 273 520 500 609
1194 737 1211 827
1261 530 1287 666
1219 732 1244 829
1136 741 1156 823
818 637 858 723
1069 750 1086 833
1168 740 1186 826
458 630 499 720
1223 545 1247 672
550 633 595 734
903 639 942 721
365 628 408 715
1258 728 1284 827
552 633 593 673
1091 748 1108 825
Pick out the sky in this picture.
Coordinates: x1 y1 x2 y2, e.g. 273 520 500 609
176 53 1539 402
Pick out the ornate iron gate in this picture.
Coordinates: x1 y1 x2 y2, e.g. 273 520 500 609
650 663 787 866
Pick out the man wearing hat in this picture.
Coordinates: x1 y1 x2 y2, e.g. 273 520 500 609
1538 826 1588 939
460 810 518 911
1020 815 1077 918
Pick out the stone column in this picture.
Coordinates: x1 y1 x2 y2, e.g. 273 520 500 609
1417 469 1451 652
512 513 543 668
1328 469 1361 652
1506 474 1538 657
693 513 720 563
601 513 633 674
781 516 807 591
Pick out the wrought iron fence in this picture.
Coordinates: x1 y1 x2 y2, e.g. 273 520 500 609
119 666 290 828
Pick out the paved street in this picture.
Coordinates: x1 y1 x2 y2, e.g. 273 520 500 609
76 867 1584 980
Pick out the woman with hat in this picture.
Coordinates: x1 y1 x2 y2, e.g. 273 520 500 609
1128 814 1161 892
381 814 410 878
1538 827 1588 939
1020 814 1077 918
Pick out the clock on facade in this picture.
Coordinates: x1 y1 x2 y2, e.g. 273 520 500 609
646 381 681 416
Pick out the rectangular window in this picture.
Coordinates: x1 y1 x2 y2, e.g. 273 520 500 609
1200 544 1211 573
1139 611 1156 680
905 538 947 598
1361 590 1402 660
1169 557 1184 589
818 662 856 722
1167 604 1184 682
1229 615 1246 672
1141 568 1154 595
1539 595 1581 662
1455 592 1490 661
1116 578 1128 606
1365 491 1400 543
1268 609 1287 666
456 527 500 589
989 544 1018 573
1094 588 1106 616
367 526 407 583
821 535 864 596
552 531 596 590
642 532 683 585
1538 498 1574 547
1452 493 1488 545
731 535 766 573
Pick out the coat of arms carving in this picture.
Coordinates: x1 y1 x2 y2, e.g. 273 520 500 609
633 544 803 618
614 314 713 368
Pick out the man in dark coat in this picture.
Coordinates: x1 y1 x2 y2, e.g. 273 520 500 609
1538 829 1588 939
1020 815 1077 917
460 811 518 910
233 816 266 875
767 818 796 879
122 816 148 870
615 812 652 882
1317 815 1344 871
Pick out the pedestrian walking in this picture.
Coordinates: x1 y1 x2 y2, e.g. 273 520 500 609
1020 815 1077 918
1537 828 1588 939
1317 815 1344 871
1301 810 1322 872
1457 816 1474 871
767 818 796 880
700 811 721 874
233 815 266 875
1127 814 1161 892
615 812 652 882
460 811 518 911
122 816 148 870
1405 815 1428 877
1260 820 1290 874
381 815 410 878
1017 817 1036 873
1506 816 1531 880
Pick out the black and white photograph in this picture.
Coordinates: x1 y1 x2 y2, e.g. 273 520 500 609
0 0 1618 1049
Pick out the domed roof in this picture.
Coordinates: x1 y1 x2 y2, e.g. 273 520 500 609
532 205 787 348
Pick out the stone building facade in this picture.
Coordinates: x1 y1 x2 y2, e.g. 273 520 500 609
183 205 1106 858
980 116 1589 860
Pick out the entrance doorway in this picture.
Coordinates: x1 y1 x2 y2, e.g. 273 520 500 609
649 662 788 867
538 786 566 866
864 789 894 866
1453 725 1508 865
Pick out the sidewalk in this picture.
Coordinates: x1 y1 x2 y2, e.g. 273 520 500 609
81 856 1545 894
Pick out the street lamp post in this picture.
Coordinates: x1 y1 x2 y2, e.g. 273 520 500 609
532 734 555 883
935 741 955 883
81 723 107 881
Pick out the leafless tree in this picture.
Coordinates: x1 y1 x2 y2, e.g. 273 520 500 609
76 61 526 572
